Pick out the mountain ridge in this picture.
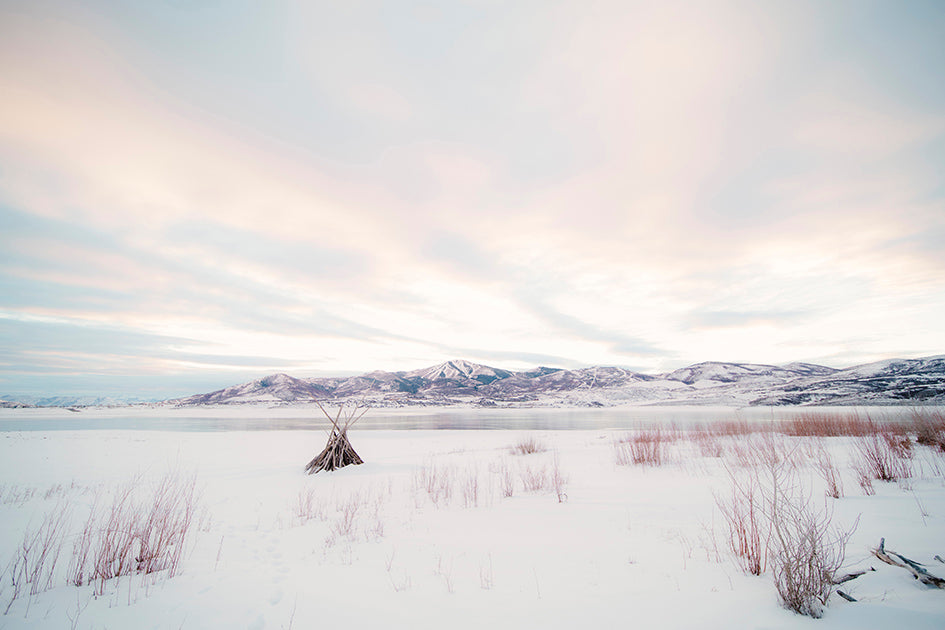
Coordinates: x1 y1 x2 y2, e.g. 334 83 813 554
166 355 945 408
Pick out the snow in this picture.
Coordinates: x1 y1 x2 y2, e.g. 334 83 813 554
833 356 945 379
1 410 944 629
404 359 510 383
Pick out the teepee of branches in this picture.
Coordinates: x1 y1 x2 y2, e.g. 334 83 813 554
304 401 367 474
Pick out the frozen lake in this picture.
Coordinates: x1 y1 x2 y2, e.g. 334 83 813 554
0 404 927 432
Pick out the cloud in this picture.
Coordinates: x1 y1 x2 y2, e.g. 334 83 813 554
1 1 944 395
687 310 809 331
421 231 502 281
0 313 197 370
512 289 667 359
0 206 395 342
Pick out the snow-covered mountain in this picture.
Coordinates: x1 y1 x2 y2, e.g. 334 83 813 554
173 373 332 405
779 362 839 378
664 361 836 386
0 399 34 408
752 355 945 405
405 359 514 385
164 355 945 408
0 394 151 407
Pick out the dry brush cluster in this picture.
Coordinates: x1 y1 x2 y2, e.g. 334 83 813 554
711 410 945 618
714 446 857 618
613 429 674 467
293 484 390 556
1 471 202 615
412 442 569 509
611 411 944 618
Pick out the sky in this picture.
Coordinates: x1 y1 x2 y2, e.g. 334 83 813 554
1 0 944 400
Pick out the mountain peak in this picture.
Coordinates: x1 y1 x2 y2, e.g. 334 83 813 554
257 373 297 385
404 359 512 383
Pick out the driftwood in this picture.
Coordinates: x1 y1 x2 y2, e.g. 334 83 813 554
872 538 945 589
833 569 873 585
831 567 876 603
304 402 366 474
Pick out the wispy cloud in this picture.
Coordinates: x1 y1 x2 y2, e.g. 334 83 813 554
687 310 809 331
1 0 943 397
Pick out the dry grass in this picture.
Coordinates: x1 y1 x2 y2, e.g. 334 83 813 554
551 452 568 503
519 465 549 492
3 501 72 614
296 487 325 523
726 433 798 471
812 446 844 499
322 489 387 549
1 471 202 613
711 420 762 437
510 436 548 455
75 472 199 595
716 471 767 576
882 431 914 459
852 432 912 486
414 461 455 507
614 429 668 467
692 429 725 458
0 485 38 507
717 449 856 618
494 460 515 498
762 460 856 618
329 493 363 541
782 412 880 437
695 410 929 440
912 409 945 452
461 468 481 508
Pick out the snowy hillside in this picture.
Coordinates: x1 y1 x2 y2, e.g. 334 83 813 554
664 361 832 386
0 399 33 409
173 373 331 405
754 355 945 406
1 395 151 407
164 355 945 408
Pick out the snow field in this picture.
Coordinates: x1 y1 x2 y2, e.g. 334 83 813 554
0 424 944 629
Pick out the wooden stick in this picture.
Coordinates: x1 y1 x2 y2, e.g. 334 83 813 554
834 570 870 585
872 538 945 589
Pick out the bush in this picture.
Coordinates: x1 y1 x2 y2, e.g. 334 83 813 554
912 410 945 453
763 460 855 618
812 445 843 499
1 471 201 614
852 433 912 484
716 471 767 576
718 455 855 618
4 502 71 614
614 430 666 467
72 472 199 595
511 436 547 455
